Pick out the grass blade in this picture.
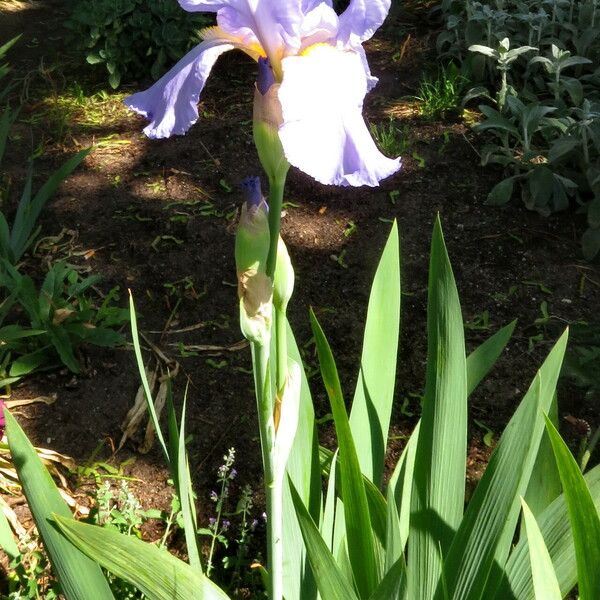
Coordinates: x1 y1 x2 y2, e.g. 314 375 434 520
129 292 170 466
310 309 378 598
520 498 561 600
5 410 114 600
545 416 600 600
10 149 91 262
349 221 400 486
408 216 468 600
289 479 359 600
177 391 202 572
53 516 229 600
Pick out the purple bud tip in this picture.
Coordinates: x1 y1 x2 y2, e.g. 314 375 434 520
241 176 264 209
257 57 275 96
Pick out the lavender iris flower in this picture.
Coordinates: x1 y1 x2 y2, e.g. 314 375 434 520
125 0 400 187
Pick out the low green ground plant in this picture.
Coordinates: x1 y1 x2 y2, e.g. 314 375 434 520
437 0 600 258
67 0 213 88
415 63 467 119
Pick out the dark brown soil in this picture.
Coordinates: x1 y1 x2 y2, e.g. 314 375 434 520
1 0 600 591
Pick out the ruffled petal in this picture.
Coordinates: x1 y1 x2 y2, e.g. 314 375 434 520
301 0 332 11
337 0 391 45
124 39 234 139
217 1 303 61
298 3 339 50
278 45 400 187
178 0 229 11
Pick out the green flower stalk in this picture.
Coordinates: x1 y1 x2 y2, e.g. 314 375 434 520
235 175 292 600
253 57 290 279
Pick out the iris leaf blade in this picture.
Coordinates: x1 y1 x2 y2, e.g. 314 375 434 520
544 416 600 600
289 479 358 600
520 498 561 600
53 516 229 600
5 410 114 600
310 309 378 598
349 221 400 486
408 216 468 600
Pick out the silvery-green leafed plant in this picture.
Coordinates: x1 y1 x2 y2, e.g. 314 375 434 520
468 37 537 110
438 0 600 257
529 44 593 103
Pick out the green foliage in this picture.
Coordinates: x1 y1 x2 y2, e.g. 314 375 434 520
369 119 411 156
67 0 213 89
288 219 600 600
415 63 467 119
0 149 90 265
0 263 128 383
438 0 600 257
4 410 115 600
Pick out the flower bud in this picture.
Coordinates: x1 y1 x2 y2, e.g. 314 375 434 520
253 58 289 183
235 177 270 274
273 236 294 311
236 177 273 346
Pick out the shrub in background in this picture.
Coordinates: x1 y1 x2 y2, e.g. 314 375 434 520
67 0 213 89
437 0 600 258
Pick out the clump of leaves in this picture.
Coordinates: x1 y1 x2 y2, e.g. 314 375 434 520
415 63 467 119
0 264 129 386
67 0 214 89
438 0 600 258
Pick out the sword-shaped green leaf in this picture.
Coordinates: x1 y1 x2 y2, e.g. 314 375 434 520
5 410 114 600
408 216 468 600
520 498 561 600
545 416 600 600
311 309 378 598
439 330 568 600
289 479 358 600
349 221 400 486
53 516 229 600
497 462 600 599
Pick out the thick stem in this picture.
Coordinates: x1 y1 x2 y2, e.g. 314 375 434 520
267 475 284 600
266 176 285 278
275 307 288 393
266 174 289 395
252 338 284 600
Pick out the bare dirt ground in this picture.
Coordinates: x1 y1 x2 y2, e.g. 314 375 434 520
1 0 599 591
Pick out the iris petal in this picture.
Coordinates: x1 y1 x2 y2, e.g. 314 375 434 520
337 0 391 45
278 45 400 187
124 39 234 139
178 0 229 11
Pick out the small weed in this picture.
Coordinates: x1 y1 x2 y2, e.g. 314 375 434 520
151 235 184 251
473 419 495 447
370 119 411 156
342 220 358 238
414 63 466 120
465 310 491 331
330 249 349 269
411 151 426 168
